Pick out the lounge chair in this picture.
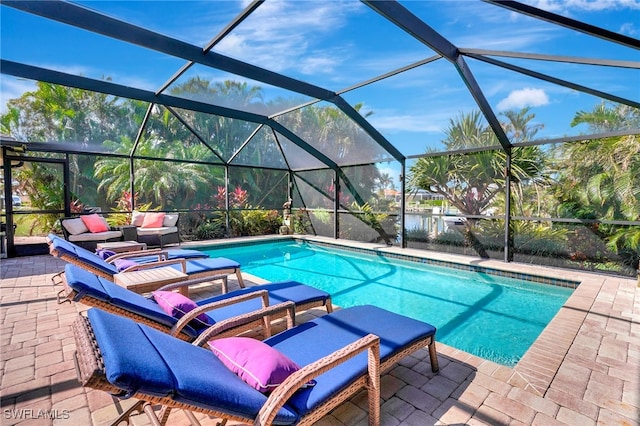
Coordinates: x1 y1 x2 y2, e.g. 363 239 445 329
47 233 244 294
49 233 208 263
60 264 333 341
73 305 438 426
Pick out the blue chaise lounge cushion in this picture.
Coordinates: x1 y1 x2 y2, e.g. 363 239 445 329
63 264 332 339
202 281 330 322
267 305 437 418
64 265 197 334
49 234 208 270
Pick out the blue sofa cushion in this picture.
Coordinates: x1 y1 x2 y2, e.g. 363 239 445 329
86 309 298 425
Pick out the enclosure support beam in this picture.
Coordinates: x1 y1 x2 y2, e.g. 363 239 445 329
504 148 513 263
225 166 230 236
0 60 270 125
400 162 407 249
63 153 71 218
486 0 640 49
334 174 340 240
2 148 15 257
363 0 512 152
129 157 135 212
465 53 640 110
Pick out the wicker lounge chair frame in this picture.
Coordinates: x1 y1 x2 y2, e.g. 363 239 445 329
73 303 303 426
192 306 439 426
73 309 385 426
48 234 245 293
74 313 381 425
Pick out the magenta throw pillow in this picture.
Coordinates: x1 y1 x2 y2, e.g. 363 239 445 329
209 337 315 393
113 258 138 272
152 290 213 331
95 249 116 260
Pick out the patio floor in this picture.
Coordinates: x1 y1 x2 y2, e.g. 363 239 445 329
1 244 638 425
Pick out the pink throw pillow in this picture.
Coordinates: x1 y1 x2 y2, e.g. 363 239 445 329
209 337 314 393
141 212 166 228
81 214 109 233
152 290 213 330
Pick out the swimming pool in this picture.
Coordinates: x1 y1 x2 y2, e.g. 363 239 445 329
198 239 574 366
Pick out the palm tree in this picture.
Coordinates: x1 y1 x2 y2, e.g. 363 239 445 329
376 173 395 192
1 82 130 211
409 108 546 257
554 102 640 269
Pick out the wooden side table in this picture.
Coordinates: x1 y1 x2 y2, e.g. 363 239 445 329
97 240 147 253
113 267 188 295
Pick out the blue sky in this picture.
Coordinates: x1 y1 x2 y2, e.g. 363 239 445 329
1 0 639 160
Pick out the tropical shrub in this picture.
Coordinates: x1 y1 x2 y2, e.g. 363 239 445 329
240 209 282 236
292 208 313 234
405 226 429 243
195 221 225 240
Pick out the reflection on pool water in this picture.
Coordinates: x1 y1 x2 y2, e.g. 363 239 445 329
199 240 573 366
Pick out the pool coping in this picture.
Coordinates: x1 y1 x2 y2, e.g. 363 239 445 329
184 234 634 396
189 234 583 289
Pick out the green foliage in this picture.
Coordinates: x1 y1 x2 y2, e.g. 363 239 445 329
349 202 386 228
405 226 429 243
292 208 313 234
195 221 226 240
239 209 282 236
434 230 465 246
553 102 640 268
409 108 546 217
482 220 569 257
308 210 334 237
14 163 64 234
223 208 281 237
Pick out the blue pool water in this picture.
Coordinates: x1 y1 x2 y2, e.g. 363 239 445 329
199 240 573 366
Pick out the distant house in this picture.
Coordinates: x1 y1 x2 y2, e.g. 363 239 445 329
406 190 444 202
384 189 444 204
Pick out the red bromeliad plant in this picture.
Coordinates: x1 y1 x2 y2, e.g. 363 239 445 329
324 183 350 208
117 191 137 211
107 190 141 226
195 186 281 238
215 186 249 209
70 199 85 213
231 186 248 208
214 186 226 209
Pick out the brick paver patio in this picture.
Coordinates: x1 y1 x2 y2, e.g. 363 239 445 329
1 245 638 425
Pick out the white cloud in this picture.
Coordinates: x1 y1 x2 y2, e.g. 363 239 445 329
619 22 639 36
497 88 549 111
528 0 640 12
369 113 444 133
213 1 362 76
1 78 37 113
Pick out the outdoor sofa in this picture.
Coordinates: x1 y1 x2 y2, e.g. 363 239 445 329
130 210 180 248
59 214 122 251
